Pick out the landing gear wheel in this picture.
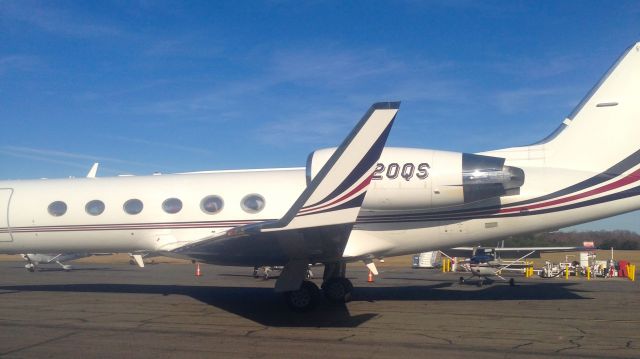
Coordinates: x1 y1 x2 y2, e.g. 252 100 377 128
459 276 465 284
477 280 483 287
27 266 35 273
284 281 320 312
322 278 353 304
509 278 515 287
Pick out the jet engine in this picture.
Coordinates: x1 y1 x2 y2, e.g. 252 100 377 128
306 147 524 210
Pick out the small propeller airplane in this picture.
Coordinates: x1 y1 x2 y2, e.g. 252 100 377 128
20 252 127 272
21 253 93 272
1 43 640 311
447 245 586 286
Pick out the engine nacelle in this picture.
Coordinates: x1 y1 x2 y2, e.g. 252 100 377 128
307 147 524 210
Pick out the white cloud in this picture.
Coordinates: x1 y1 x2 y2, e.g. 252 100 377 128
102 135 215 156
269 47 405 87
491 55 578 79
0 55 40 75
133 46 464 127
0 1 121 38
0 146 164 173
256 105 357 146
492 87 573 115
0 149 93 172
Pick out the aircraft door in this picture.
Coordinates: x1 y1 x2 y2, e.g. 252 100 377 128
0 189 13 242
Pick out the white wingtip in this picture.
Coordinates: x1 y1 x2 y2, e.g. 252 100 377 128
86 162 99 178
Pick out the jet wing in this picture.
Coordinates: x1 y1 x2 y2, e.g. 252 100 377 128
170 102 400 266
492 246 589 253
452 246 587 252
447 246 590 259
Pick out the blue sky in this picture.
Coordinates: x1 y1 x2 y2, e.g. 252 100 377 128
0 0 639 231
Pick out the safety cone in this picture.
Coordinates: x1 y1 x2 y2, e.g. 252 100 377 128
367 270 374 283
195 263 202 277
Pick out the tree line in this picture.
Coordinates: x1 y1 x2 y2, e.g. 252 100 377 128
480 230 640 250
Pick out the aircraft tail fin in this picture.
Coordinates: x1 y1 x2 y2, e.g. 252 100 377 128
542 42 640 173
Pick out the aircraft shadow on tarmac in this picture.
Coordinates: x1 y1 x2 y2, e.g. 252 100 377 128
0 281 588 328
9 265 142 272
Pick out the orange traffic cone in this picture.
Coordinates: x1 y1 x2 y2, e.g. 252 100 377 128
195 263 202 277
367 270 374 283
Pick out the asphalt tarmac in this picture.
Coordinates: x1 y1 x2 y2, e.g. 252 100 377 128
0 261 638 358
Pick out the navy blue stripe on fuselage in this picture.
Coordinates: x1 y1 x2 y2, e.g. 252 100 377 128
501 147 640 209
357 185 640 224
3 220 272 233
297 193 367 217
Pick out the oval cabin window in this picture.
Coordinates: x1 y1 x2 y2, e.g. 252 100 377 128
241 194 265 214
48 201 67 217
85 200 105 216
162 198 183 214
123 199 144 215
201 195 224 214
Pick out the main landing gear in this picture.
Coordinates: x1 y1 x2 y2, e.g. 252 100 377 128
322 277 353 304
25 263 36 272
281 261 353 312
284 281 320 312
321 261 353 304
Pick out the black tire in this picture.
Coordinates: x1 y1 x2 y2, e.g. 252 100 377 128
284 281 319 312
322 278 353 304
477 280 483 287
509 278 515 287
459 277 465 284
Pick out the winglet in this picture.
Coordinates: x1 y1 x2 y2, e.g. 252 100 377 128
263 102 400 231
364 259 378 275
86 163 99 178
130 254 145 268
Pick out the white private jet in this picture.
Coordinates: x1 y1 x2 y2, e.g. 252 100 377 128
1 43 640 311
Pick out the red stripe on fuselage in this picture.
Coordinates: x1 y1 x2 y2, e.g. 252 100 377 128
500 168 640 214
299 174 373 214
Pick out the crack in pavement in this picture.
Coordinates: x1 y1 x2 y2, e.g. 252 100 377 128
555 335 585 353
418 333 453 345
244 327 268 337
512 341 533 350
135 314 172 329
573 326 587 335
338 334 356 342
0 331 77 356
